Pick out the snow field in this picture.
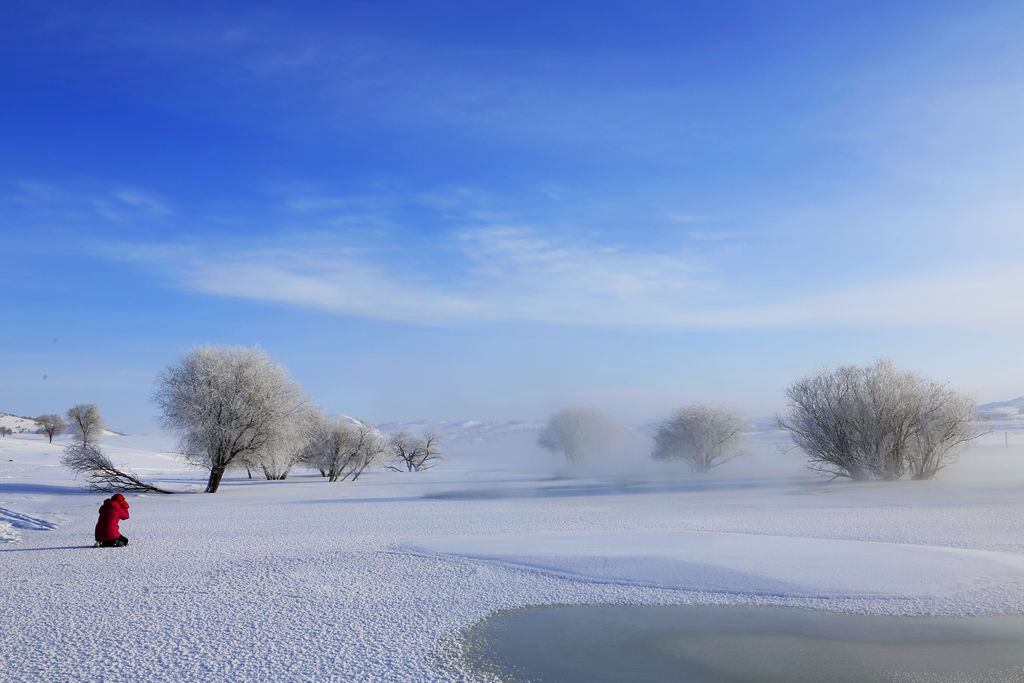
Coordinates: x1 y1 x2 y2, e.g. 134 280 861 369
1 428 1024 680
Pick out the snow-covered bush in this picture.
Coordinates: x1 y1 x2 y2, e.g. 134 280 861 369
537 408 623 464
61 442 170 493
386 432 443 472
778 359 978 481
905 387 977 480
36 414 66 443
154 346 308 493
652 405 744 472
302 415 388 482
66 404 104 445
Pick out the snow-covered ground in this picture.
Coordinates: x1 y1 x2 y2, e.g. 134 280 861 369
3 425 1024 680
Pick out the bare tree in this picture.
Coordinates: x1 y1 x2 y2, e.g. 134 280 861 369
36 414 66 443
0 426 12 438
343 423 389 481
386 432 443 472
537 408 623 464
66 404 104 446
779 359 979 481
61 442 171 493
652 405 744 472
153 346 307 493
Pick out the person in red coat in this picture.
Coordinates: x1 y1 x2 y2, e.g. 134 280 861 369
94 493 130 547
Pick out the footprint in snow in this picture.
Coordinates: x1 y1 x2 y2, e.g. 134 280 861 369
0 507 58 531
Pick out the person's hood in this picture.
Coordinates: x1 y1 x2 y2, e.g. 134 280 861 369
99 498 128 512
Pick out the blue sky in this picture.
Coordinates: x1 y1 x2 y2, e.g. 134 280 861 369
2 1 1023 431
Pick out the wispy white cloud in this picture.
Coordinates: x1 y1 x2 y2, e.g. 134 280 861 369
105 227 1024 329
106 227 712 326
6 180 173 227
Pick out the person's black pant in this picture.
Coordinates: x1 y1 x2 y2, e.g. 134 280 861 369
97 535 128 547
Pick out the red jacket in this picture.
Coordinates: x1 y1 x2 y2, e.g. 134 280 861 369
95 496 130 542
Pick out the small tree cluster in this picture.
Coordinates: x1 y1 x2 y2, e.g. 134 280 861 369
652 405 744 472
537 408 624 464
36 414 66 443
386 432 443 472
0 426 12 438
302 415 388 482
61 442 171 494
778 359 978 481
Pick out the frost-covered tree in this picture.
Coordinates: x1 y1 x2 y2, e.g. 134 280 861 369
386 432 443 472
304 416 389 482
153 346 308 493
61 442 171 493
778 359 978 481
652 405 744 472
36 414 66 443
0 426 12 437
253 407 311 480
255 443 304 480
339 421 388 481
537 408 623 464
905 387 977 480
66 404 104 446
302 413 349 481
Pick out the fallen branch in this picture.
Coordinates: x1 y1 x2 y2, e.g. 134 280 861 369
61 443 173 494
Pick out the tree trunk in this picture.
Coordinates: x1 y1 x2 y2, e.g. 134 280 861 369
205 467 226 493
246 467 252 479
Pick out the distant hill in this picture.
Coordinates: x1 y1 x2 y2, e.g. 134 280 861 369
0 412 124 436
376 419 542 444
0 413 42 434
977 397 1024 421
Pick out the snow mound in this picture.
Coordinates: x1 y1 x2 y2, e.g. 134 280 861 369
405 530 1024 610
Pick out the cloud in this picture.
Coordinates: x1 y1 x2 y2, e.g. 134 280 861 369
4 180 174 239
105 227 1024 330
107 228 712 326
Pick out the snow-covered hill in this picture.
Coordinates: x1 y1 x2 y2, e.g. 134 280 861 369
0 413 41 434
376 419 547 466
0 412 123 436
377 419 541 444
978 396 1024 420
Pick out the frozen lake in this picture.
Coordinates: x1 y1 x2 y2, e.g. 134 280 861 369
462 605 1024 682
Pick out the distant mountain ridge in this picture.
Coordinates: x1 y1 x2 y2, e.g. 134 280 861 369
977 396 1024 420
375 419 543 445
